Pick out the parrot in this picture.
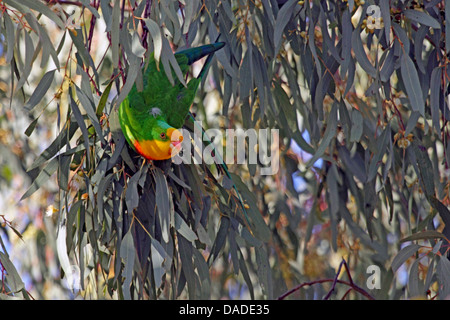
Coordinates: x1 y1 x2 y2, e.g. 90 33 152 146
118 42 225 161
118 40 251 226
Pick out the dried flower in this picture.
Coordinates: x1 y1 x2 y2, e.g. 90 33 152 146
45 205 58 217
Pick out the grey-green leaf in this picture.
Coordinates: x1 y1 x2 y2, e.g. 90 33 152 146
408 259 422 297
154 167 171 243
391 244 421 272
151 239 169 289
144 19 162 68
430 67 442 133
307 103 337 167
4 13 15 63
111 0 120 68
446 1 450 54
9 0 65 29
21 156 59 200
25 70 55 112
412 141 435 198
352 29 377 78
436 257 450 299
404 9 440 29
175 212 198 243
401 53 425 116
255 246 273 299
0 252 25 292
400 230 447 243
273 0 297 54
120 230 135 300
350 108 363 142
125 170 141 214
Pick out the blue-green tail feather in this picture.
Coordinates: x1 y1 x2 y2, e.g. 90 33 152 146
175 42 225 67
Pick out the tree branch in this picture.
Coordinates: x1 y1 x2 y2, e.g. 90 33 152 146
278 258 375 300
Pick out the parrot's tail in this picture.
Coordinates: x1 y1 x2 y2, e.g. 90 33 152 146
176 42 225 70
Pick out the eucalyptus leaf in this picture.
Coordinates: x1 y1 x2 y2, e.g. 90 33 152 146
401 53 425 116
154 167 171 243
273 0 297 54
21 156 59 200
111 0 120 68
391 244 422 272
0 252 25 293
307 103 337 167
400 230 447 243
352 29 377 78
120 230 136 300
404 9 440 29
24 69 55 112
8 0 65 29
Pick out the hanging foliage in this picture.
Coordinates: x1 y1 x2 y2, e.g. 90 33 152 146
0 0 449 300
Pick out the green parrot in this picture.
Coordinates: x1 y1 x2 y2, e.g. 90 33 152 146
119 42 225 161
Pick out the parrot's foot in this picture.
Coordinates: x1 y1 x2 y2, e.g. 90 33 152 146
149 107 162 117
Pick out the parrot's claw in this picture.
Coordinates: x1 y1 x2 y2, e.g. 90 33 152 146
149 107 162 117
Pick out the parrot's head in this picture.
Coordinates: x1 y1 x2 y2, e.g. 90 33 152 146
134 120 184 161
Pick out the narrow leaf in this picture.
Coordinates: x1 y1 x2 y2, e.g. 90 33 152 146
351 29 377 78
412 141 435 198
273 0 297 54
401 54 425 116
125 170 141 213
144 19 162 69
0 252 25 292
10 0 65 29
21 157 59 200
229 173 271 242
120 230 135 300
175 212 198 243
24 116 39 137
151 239 170 288
24 69 55 112
446 0 450 54
70 94 91 165
177 234 196 298
430 67 442 134
404 9 440 29
307 103 338 167
154 167 171 243
255 246 273 299
408 259 422 297
436 257 450 298
391 244 421 272
379 0 391 43
96 80 113 117
28 120 78 171
207 217 229 264
400 230 448 243
111 0 120 68
3 13 15 63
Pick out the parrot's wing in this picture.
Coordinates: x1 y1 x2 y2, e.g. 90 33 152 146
165 42 225 128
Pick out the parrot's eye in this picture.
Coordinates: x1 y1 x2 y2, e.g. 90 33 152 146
160 132 167 140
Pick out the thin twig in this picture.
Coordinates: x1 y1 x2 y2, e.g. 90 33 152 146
324 258 352 299
277 258 375 300
277 278 374 300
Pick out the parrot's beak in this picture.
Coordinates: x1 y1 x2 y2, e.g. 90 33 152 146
168 128 184 156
